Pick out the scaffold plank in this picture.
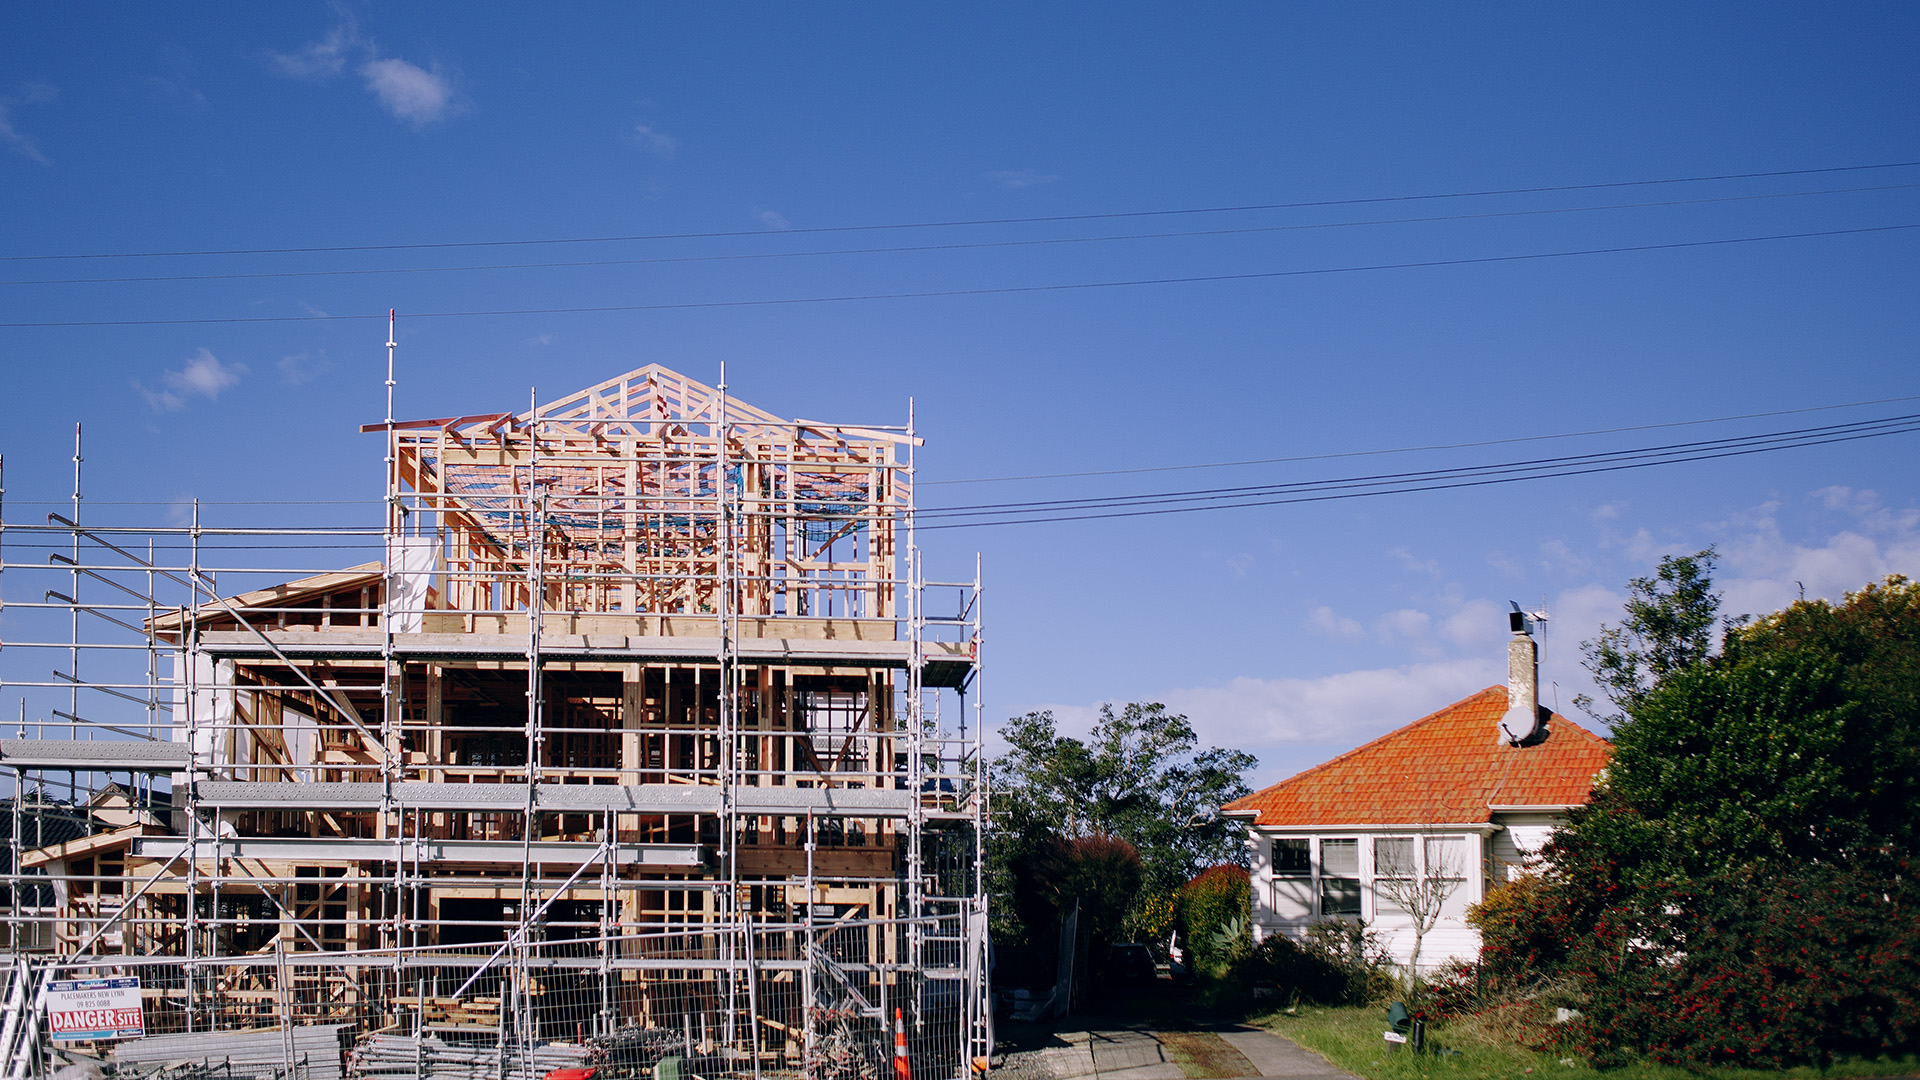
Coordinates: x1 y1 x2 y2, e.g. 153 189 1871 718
0 738 191 772
188 779 918 815
133 834 707 867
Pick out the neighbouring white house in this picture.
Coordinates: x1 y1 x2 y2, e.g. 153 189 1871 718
1221 612 1611 973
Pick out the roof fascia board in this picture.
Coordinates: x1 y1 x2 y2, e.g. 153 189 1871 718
1247 822 1503 835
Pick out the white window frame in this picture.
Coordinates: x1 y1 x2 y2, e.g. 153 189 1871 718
1264 831 1484 925
1316 837 1362 919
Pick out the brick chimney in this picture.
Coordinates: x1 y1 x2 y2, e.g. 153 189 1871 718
1502 607 1548 746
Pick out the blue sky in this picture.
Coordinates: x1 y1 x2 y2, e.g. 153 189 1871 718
2 4 1917 786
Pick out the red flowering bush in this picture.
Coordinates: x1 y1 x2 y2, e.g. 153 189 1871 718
1574 860 1920 1069
1445 574 1920 1067
1469 871 1577 990
1417 959 1482 1021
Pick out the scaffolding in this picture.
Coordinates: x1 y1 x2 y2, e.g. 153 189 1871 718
0 360 988 1080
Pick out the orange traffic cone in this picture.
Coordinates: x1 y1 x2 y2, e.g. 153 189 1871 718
893 1007 911 1080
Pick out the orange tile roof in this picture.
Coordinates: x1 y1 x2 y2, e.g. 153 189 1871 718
1222 686 1610 827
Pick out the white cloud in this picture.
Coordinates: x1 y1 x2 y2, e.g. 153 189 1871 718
136 349 247 411
984 169 1061 190
1535 582 1623 712
1532 491 1920 717
272 21 361 79
1812 485 1920 534
1307 605 1363 638
1440 598 1504 650
1622 527 1669 565
1539 538 1588 573
276 352 328 386
1485 549 1524 577
1376 608 1431 641
0 83 56 164
755 210 789 230
1720 524 1920 620
1305 599 1367 634
995 659 1501 790
361 58 453 126
995 488 1920 797
1388 546 1440 576
631 121 677 157
272 17 456 128
1162 659 1503 786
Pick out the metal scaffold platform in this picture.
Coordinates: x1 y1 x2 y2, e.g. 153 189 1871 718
0 355 989 1080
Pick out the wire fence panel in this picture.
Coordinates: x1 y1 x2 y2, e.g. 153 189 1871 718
11 911 978 1080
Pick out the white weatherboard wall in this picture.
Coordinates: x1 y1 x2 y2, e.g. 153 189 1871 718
1489 809 1566 879
1247 814 1567 973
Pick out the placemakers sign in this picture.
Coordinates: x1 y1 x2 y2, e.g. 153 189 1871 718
45 977 145 1042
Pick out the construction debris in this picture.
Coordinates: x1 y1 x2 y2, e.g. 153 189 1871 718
347 1033 591 1080
113 1025 352 1080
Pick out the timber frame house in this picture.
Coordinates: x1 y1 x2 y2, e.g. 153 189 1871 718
0 363 988 1077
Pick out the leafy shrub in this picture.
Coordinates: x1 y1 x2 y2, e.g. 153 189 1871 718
1418 959 1481 1021
1230 929 1384 1005
1467 871 1577 988
1575 859 1920 1069
1125 891 1177 952
993 824 1144 986
1053 834 1146 952
1303 921 1397 1004
1179 864 1250 977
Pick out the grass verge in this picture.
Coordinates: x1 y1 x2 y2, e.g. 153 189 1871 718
1249 1005 1920 1080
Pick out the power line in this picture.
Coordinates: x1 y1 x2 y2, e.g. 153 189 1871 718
923 413 1920 516
924 394 1920 485
5 160 1918 264
10 391 1916 506
7 181 1915 288
7 415 1910 544
915 414 1920 529
4 414 1909 540
5 221 1915 329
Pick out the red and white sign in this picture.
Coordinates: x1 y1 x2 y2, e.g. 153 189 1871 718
46 977 144 1042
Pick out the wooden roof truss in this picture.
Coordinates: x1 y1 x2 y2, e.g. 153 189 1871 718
385 365 916 620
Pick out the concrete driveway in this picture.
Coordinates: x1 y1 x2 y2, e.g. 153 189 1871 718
1001 1022 1358 1080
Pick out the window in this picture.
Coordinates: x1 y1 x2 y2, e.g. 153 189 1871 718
1373 834 1472 920
1425 836 1467 879
1319 839 1361 917
1374 837 1415 879
1271 838 1313 919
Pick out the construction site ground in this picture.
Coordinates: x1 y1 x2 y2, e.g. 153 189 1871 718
994 985 1356 1080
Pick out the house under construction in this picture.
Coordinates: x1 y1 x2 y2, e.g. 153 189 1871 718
0 362 988 1079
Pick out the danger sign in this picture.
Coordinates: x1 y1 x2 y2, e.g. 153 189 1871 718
46 977 144 1042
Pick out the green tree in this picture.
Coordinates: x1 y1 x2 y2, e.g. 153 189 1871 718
1560 575 1920 890
1732 575 1920 858
993 702 1256 893
1516 573 1920 1067
1574 547 1722 725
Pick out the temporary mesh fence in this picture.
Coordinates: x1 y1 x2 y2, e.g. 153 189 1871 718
6 909 984 1080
